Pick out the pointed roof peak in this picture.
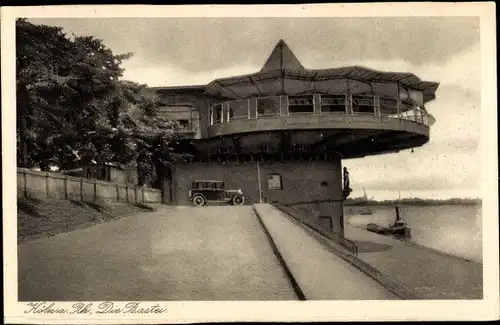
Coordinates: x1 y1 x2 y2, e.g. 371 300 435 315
260 39 305 72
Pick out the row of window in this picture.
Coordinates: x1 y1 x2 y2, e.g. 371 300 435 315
210 94 406 123
216 143 307 154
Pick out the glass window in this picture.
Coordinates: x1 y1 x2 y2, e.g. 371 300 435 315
352 95 374 114
256 96 280 116
379 97 398 115
178 119 190 128
268 174 283 190
212 104 222 124
228 100 248 119
288 96 314 114
321 95 346 113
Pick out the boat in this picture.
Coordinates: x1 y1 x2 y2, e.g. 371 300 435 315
366 215 411 236
365 192 411 237
366 221 411 236
360 208 373 215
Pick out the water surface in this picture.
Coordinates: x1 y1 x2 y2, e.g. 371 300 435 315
345 204 482 263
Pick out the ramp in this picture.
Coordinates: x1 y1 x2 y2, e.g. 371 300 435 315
18 205 297 301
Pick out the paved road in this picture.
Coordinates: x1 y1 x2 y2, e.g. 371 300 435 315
18 205 297 301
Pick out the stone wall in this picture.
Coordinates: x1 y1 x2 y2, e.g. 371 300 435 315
171 159 344 234
17 168 162 204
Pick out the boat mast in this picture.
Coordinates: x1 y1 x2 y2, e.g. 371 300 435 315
396 190 402 221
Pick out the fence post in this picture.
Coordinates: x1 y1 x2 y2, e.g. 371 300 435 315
116 185 120 202
134 187 138 203
126 185 129 203
45 172 50 199
23 170 28 198
64 175 68 200
142 189 145 203
80 177 83 202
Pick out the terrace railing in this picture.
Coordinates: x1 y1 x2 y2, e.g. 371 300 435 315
209 94 429 127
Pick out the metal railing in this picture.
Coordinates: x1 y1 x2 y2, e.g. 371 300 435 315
209 94 429 127
273 202 358 257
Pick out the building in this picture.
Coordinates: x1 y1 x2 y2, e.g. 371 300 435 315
152 40 439 237
62 162 138 186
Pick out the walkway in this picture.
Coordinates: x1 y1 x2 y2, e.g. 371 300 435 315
254 204 398 300
344 225 483 299
18 205 297 301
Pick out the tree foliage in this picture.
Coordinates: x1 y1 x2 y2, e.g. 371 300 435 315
16 19 188 186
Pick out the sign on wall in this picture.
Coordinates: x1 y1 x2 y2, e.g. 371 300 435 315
267 174 283 190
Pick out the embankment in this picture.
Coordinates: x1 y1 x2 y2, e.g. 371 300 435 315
17 198 155 243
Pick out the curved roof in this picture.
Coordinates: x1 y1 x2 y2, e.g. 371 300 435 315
205 39 439 103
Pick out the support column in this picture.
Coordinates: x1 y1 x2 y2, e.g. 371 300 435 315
374 96 380 117
346 93 353 115
220 103 225 123
313 94 322 115
249 98 257 119
283 95 289 117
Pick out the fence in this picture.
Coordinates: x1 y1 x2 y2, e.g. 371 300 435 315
17 168 163 204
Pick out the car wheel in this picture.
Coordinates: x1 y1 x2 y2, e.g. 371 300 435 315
232 195 245 206
193 195 206 207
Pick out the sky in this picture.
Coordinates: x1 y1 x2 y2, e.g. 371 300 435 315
29 17 482 200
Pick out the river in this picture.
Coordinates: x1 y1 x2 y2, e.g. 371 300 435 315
345 204 482 263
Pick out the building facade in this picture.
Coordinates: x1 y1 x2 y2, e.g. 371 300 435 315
152 40 439 237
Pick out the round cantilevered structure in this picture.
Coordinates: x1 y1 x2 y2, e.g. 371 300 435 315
193 39 438 160
154 39 439 237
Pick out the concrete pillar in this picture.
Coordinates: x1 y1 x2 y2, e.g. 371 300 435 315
279 96 286 117
374 96 380 117
283 95 289 117
346 93 353 115
313 94 322 115
249 98 257 119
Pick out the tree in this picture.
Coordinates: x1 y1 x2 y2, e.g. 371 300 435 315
16 18 132 170
16 19 191 187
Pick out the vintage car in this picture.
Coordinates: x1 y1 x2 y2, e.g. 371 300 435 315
188 180 245 206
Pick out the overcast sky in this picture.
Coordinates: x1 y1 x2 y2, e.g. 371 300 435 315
29 17 481 200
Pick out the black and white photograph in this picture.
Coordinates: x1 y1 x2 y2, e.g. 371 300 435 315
2 3 498 323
